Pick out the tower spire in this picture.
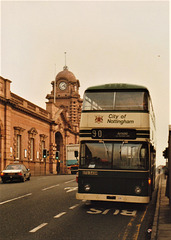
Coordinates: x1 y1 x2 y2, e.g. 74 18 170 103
63 52 68 70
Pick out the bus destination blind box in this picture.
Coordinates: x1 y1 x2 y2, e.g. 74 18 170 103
91 129 136 139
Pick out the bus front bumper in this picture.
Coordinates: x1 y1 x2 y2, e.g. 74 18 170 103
76 193 150 203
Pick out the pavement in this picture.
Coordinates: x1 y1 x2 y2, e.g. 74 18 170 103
151 175 171 240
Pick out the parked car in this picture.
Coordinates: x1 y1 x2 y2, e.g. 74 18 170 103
0 164 31 183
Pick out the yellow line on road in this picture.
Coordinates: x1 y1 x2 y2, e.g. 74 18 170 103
121 205 148 240
122 217 135 240
133 206 148 240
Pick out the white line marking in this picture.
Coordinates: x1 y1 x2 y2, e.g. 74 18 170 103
64 179 75 184
29 223 48 233
54 212 66 218
69 204 79 210
64 186 78 193
0 193 32 205
102 209 110 215
42 184 59 191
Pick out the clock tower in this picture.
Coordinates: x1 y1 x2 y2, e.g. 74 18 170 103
46 65 82 127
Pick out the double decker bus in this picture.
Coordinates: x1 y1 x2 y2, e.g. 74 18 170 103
76 83 156 203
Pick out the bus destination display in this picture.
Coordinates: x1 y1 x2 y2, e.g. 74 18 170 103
91 129 136 139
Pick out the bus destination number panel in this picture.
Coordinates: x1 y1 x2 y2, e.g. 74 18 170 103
91 129 136 139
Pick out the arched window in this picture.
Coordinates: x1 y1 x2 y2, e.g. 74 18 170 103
28 128 38 161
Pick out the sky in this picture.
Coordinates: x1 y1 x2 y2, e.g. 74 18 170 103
0 0 170 166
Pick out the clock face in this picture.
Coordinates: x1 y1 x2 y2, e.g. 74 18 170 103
59 81 67 90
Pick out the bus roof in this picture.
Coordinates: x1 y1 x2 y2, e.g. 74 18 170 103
85 83 149 93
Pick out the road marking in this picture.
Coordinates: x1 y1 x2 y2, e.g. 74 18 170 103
42 184 59 191
64 186 78 193
86 208 137 216
113 209 120 215
54 212 67 218
64 179 75 184
122 217 135 240
29 223 48 233
69 204 79 210
121 210 137 216
0 193 32 205
87 208 102 214
132 205 148 240
102 209 110 215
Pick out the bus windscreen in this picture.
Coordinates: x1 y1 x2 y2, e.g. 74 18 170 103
80 142 148 170
83 91 148 111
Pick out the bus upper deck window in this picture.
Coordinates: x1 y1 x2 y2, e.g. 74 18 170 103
143 92 148 111
115 92 147 111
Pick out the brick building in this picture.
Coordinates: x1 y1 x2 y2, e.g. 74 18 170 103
0 66 82 175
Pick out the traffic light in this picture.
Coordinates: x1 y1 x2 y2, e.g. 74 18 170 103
43 149 47 158
55 151 59 160
74 150 78 158
163 148 168 159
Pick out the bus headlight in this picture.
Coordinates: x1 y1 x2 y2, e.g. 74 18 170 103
84 184 91 192
135 186 141 195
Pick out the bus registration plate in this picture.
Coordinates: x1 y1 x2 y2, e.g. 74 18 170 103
82 171 98 176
